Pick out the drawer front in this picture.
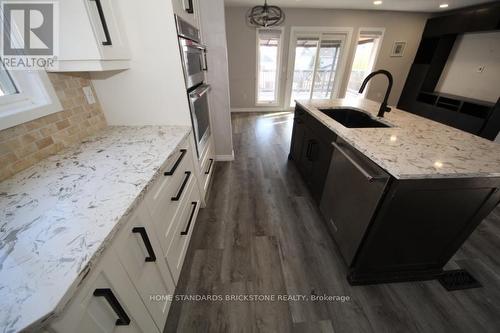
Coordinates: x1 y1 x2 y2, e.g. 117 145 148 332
150 168 196 255
199 139 215 194
165 180 201 282
49 250 159 333
144 139 190 212
114 204 176 331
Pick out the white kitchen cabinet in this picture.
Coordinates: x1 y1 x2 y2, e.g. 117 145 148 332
53 0 130 72
165 178 201 282
171 0 200 28
197 134 215 206
49 250 159 333
47 135 203 332
113 204 176 331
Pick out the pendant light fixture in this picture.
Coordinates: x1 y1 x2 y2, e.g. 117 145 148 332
247 0 285 27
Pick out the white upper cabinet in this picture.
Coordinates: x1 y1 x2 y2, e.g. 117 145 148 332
54 0 130 72
171 0 199 28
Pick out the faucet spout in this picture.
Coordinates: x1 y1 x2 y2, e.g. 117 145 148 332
358 69 394 118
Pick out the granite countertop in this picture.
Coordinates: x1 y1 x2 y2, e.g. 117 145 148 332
297 98 500 179
0 125 191 333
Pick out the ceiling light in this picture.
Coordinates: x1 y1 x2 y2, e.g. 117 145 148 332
247 0 285 27
439 3 449 8
373 1 383 5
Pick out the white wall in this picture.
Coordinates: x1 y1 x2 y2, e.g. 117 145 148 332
436 31 500 103
91 0 191 126
198 0 234 159
225 7 428 110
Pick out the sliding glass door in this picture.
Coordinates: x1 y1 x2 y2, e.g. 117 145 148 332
286 31 348 107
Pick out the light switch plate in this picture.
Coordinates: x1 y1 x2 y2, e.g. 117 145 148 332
82 86 96 104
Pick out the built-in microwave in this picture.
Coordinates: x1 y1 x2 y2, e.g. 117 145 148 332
175 15 207 90
188 84 211 157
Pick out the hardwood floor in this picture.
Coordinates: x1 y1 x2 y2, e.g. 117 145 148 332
165 112 500 332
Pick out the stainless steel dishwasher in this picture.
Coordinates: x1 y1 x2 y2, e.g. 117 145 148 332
320 137 390 266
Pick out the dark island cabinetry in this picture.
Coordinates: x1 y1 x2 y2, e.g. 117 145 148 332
289 105 336 203
289 105 500 285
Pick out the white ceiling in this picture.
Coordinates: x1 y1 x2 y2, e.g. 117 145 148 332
224 0 493 13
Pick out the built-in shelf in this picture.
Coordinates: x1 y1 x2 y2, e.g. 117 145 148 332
416 91 495 120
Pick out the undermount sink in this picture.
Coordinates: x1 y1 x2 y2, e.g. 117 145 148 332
318 108 391 128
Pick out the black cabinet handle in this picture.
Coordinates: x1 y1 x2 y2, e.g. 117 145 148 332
90 0 112 45
181 202 198 235
93 289 130 326
309 140 318 161
132 227 156 262
205 158 214 175
164 149 187 176
172 171 191 201
184 0 194 13
306 140 313 160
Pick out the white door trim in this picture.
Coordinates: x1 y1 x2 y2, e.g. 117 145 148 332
346 27 386 98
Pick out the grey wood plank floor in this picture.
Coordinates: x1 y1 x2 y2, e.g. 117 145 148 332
165 112 500 333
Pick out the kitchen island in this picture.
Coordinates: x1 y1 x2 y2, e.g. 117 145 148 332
290 98 500 285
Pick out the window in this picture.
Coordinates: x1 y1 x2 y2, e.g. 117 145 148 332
285 29 349 108
256 28 283 105
346 29 384 98
0 60 18 97
0 23 62 131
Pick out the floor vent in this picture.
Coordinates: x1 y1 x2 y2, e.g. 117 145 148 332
438 269 482 291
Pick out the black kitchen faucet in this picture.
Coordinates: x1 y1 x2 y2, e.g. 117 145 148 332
358 69 394 118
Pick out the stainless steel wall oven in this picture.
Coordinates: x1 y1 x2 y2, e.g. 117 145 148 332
176 15 211 157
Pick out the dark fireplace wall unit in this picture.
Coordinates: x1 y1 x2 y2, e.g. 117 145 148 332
398 2 500 140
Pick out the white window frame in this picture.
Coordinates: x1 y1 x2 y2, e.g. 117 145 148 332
255 27 284 107
284 26 353 110
346 27 385 98
0 7 62 131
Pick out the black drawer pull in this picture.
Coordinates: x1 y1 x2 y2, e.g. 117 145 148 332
205 158 214 175
90 0 112 45
132 227 156 262
184 0 194 13
165 149 187 176
181 202 198 235
93 289 130 326
172 171 191 201
306 140 313 160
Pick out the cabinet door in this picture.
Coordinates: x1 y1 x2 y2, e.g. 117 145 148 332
166 180 201 282
172 0 199 28
49 251 159 333
85 0 130 59
298 126 315 180
290 116 306 162
309 137 334 203
114 204 176 331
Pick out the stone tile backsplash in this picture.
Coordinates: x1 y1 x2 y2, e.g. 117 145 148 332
0 72 107 182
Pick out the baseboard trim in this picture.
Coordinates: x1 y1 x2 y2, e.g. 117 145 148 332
231 107 288 112
215 150 235 161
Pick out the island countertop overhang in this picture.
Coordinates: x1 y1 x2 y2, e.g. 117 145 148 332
296 98 500 180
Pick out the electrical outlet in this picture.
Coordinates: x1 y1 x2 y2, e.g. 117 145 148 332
82 86 96 104
477 65 486 73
